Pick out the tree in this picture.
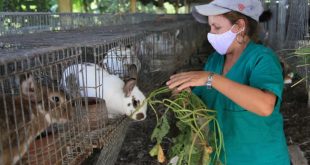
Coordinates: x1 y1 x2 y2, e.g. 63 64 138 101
1 0 50 12
58 0 72 12
0 0 3 11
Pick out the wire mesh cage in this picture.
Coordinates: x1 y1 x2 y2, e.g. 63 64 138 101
22 134 65 165
0 12 157 36
137 19 207 92
0 13 207 165
0 48 91 165
94 117 131 165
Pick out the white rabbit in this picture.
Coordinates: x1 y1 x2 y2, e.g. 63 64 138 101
61 63 107 98
0 75 74 165
101 44 141 78
61 63 147 121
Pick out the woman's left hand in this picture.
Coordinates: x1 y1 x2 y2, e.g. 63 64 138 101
166 71 210 91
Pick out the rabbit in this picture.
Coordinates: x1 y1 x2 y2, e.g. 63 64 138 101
61 63 147 121
0 75 74 165
100 44 141 78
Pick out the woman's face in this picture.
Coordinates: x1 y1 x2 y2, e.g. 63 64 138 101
208 15 236 34
208 15 243 54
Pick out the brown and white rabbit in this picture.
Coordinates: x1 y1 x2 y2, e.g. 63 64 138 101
61 63 147 121
0 75 74 165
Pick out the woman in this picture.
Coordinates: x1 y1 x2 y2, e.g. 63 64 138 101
166 0 290 164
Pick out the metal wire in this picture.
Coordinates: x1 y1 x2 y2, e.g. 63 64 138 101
0 13 207 165
0 12 158 36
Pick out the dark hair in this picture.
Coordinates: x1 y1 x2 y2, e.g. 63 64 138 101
259 9 272 22
222 10 272 43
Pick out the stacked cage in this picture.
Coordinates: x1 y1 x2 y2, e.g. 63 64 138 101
138 16 207 92
0 46 91 165
0 12 157 36
0 13 207 165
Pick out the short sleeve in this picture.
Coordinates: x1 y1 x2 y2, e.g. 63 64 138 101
249 52 284 102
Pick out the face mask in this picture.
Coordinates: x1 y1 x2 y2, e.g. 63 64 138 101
207 25 244 55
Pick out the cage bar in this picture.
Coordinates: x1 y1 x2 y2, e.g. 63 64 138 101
0 13 207 165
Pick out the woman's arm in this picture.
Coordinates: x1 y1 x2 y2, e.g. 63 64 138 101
166 71 276 116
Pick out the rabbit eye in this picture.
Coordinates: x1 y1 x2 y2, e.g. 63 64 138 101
127 103 131 107
52 96 60 103
132 99 140 108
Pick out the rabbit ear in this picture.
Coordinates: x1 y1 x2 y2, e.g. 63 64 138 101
123 79 136 97
21 75 38 101
127 64 138 79
123 64 138 97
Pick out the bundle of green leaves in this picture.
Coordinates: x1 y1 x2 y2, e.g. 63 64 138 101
146 87 224 165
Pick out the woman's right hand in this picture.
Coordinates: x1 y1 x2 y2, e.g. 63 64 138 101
166 71 210 91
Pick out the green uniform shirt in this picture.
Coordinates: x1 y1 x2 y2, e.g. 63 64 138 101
193 41 290 165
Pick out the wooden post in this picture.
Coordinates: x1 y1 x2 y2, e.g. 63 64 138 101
58 0 72 12
175 0 179 14
130 0 136 13
184 0 189 13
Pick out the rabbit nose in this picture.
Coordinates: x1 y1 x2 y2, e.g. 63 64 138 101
135 113 145 120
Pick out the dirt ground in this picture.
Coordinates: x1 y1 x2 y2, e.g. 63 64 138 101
282 77 310 162
114 77 310 165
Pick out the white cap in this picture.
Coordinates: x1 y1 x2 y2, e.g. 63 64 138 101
192 0 264 23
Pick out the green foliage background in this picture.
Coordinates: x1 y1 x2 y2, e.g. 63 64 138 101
0 0 188 13
0 0 2 11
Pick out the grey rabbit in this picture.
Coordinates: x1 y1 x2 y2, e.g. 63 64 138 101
0 75 74 165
